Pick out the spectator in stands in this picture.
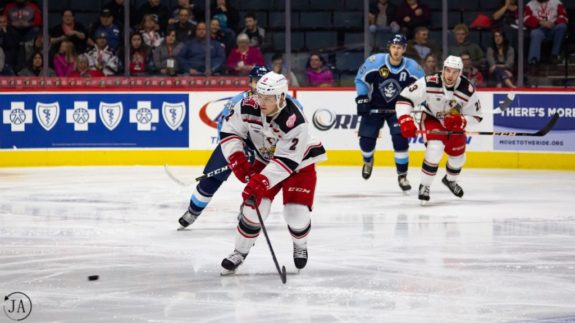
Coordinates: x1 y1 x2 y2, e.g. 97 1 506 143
22 31 42 67
0 14 19 70
135 0 170 32
153 29 183 76
18 51 55 76
422 52 438 75
368 0 400 52
104 0 135 28
49 9 87 55
239 12 266 48
524 0 568 65
169 0 202 26
210 18 234 56
271 52 300 87
177 21 225 75
85 32 120 76
70 54 104 77
211 0 239 32
2 0 41 42
139 14 163 49
305 52 334 87
461 52 484 87
168 8 195 43
395 0 431 38
53 40 76 77
448 24 485 69
492 0 519 30
126 32 152 76
0 47 8 75
487 29 516 88
226 33 264 76
405 26 440 63
88 9 122 53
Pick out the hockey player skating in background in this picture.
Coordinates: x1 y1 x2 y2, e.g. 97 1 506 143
354 33 424 192
177 66 270 229
395 55 483 205
218 72 326 273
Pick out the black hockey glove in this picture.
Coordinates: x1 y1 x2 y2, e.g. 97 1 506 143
355 95 371 116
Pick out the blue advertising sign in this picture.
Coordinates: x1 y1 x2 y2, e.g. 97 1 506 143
493 93 575 152
0 93 189 149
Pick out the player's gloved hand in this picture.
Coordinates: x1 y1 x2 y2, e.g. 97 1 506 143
228 152 251 183
444 114 467 132
355 95 371 116
398 115 417 138
242 174 270 207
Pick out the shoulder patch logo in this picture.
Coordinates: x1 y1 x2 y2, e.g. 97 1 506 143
468 83 475 93
286 113 297 128
242 97 257 108
379 66 390 78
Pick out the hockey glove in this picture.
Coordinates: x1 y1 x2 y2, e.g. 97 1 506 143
242 174 270 207
398 115 417 138
444 114 467 132
355 95 371 116
228 152 251 183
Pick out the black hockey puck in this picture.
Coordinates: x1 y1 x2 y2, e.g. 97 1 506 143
88 275 99 281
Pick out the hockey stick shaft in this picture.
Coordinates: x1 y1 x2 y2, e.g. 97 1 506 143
416 113 559 137
247 196 287 284
164 164 229 187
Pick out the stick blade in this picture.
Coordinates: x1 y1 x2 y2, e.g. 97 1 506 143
281 266 287 284
535 113 560 136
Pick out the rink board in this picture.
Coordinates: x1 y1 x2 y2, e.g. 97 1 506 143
0 88 574 169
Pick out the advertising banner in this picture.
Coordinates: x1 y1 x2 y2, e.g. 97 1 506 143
1 92 189 149
493 93 575 152
296 90 494 152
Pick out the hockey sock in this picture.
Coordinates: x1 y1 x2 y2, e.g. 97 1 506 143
188 177 223 215
420 140 444 186
235 199 272 254
359 137 376 163
283 204 311 246
394 150 409 175
446 154 466 182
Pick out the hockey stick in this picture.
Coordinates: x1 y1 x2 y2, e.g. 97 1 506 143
164 164 229 187
369 93 516 115
246 196 287 284
416 113 559 137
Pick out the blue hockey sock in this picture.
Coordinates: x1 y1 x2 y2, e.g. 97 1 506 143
189 177 224 215
359 137 377 163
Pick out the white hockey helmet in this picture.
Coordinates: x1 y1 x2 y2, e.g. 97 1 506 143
256 71 288 109
443 55 463 71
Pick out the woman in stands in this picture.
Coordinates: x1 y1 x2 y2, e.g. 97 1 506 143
305 52 334 87
486 29 516 88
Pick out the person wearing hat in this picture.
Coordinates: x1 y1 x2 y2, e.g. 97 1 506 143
85 31 120 76
87 8 121 52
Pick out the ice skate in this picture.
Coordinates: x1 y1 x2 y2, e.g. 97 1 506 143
418 184 430 205
293 243 308 270
362 159 373 180
398 174 411 193
220 250 247 275
177 209 198 230
442 175 464 198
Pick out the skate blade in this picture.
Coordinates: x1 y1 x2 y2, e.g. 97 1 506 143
220 269 236 276
419 200 429 206
176 226 189 231
402 190 410 196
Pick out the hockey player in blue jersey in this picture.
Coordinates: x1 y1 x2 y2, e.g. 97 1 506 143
178 65 270 229
354 33 424 192
178 66 303 229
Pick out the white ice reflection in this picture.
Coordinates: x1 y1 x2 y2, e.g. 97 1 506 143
0 166 574 323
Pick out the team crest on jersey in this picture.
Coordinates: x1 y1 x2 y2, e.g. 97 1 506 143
162 102 186 130
99 102 123 131
286 113 297 128
378 79 401 103
378 66 390 78
36 102 59 131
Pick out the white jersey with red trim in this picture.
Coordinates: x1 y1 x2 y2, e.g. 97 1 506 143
395 72 483 127
220 96 327 188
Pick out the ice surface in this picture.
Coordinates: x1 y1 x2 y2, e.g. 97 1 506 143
1 166 574 323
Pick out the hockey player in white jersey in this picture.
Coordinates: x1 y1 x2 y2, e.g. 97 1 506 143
395 55 483 204
218 72 326 273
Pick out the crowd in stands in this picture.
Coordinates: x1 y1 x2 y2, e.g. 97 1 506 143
0 0 570 88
